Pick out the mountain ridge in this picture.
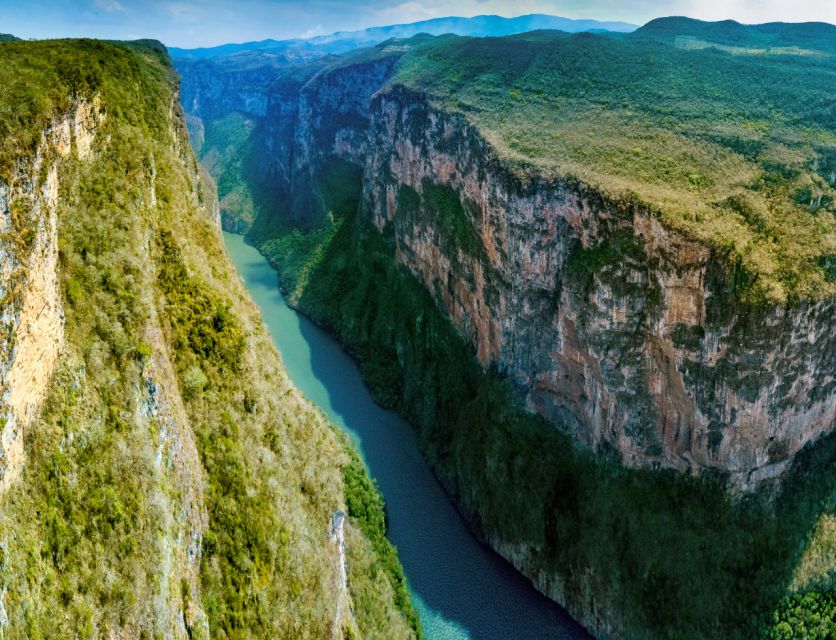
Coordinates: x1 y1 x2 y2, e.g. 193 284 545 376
635 15 836 53
168 13 636 60
0 37 418 639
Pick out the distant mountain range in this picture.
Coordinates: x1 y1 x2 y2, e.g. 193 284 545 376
168 13 637 60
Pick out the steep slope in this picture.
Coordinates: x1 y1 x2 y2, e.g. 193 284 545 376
253 27 836 481
0 38 418 639
179 20 836 639
176 55 335 231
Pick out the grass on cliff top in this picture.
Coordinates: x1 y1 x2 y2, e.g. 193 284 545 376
0 38 173 179
392 24 836 303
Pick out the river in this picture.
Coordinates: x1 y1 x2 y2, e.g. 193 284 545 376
223 231 590 640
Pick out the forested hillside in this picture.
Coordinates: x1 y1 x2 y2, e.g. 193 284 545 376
0 38 418 639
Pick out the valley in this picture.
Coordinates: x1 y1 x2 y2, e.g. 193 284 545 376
223 230 589 639
0 8 832 639
176 16 836 639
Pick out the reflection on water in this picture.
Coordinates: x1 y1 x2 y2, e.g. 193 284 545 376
224 231 590 640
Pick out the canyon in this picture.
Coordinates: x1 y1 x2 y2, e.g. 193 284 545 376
179 27 835 491
0 15 829 640
176 17 835 638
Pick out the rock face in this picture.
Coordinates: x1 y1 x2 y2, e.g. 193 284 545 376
212 56 835 491
0 99 103 493
359 87 835 491
289 56 398 227
175 56 335 232
178 62 273 120
0 95 213 634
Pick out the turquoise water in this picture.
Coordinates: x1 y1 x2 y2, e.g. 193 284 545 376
223 231 590 640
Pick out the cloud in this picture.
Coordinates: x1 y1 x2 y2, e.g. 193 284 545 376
165 2 198 17
300 24 326 38
372 1 446 21
678 0 836 24
93 0 126 12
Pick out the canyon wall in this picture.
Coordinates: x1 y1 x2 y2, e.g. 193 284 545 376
263 62 835 491
0 99 102 494
360 87 835 491
289 56 398 227
176 57 334 231
0 40 418 639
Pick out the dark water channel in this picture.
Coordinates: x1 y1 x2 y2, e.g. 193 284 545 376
224 231 591 640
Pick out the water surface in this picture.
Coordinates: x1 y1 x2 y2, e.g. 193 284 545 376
223 231 590 640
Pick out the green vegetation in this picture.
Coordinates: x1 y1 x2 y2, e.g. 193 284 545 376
196 112 259 229
0 39 171 180
342 446 422 636
157 230 245 375
0 39 417 639
256 158 361 298
156 230 288 636
637 17 836 54
0 39 187 637
391 22 836 302
262 222 342 303
768 588 836 639
258 161 836 638
566 229 646 290
396 182 482 256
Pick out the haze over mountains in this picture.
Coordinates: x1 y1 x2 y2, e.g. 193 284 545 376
168 13 637 60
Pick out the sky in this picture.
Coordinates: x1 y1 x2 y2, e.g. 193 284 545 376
1 0 834 48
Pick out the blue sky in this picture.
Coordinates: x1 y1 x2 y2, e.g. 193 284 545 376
2 0 833 47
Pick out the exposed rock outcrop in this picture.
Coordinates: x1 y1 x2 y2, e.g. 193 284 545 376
360 87 835 491
330 510 358 639
0 99 103 493
141 324 209 638
289 56 398 227
251 60 834 491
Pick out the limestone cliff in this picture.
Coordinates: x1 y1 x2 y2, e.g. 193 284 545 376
360 87 835 491
175 55 334 231
289 55 399 227
0 38 418 640
0 99 102 494
199 45 834 491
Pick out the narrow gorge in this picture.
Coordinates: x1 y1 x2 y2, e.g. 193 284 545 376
177 18 836 639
